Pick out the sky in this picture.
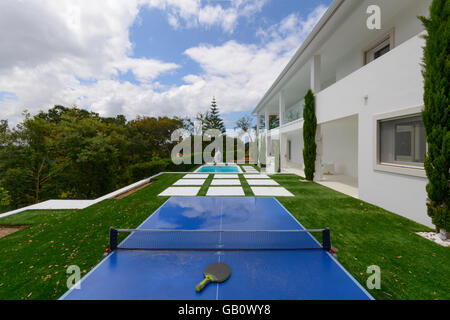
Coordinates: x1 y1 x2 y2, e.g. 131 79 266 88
0 0 332 132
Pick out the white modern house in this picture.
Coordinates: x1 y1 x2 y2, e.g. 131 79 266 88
254 0 433 227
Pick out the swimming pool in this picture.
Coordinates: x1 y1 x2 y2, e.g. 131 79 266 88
196 166 241 173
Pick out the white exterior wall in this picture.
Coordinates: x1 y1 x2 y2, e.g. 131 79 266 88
332 0 430 85
316 33 430 227
393 0 431 47
321 116 358 178
255 1 433 228
335 50 362 84
358 35 430 227
315 33 426 123
280 129 304 170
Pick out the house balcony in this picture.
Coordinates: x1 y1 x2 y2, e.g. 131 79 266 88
314 32 425 124
259 31 425 131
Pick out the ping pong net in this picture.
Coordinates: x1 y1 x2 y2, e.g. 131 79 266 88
109 228 332 252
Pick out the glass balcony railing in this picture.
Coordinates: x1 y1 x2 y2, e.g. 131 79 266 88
269 116 279 130
283 99 304 124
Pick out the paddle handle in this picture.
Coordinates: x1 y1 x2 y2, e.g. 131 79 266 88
196 275 213 292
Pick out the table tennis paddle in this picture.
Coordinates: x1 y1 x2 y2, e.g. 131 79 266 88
195 262 231 292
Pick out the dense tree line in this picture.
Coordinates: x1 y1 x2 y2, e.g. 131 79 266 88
0 106 190 210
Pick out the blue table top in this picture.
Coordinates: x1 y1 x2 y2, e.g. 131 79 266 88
61 197 373 300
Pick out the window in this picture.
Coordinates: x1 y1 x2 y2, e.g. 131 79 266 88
287 140 292 161
365 37 391 65
378 115 426 167
259 115 265 129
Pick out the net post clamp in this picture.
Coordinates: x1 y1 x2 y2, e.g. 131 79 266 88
322 228 332 252
109 227 118 252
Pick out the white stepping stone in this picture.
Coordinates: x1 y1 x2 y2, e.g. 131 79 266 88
247 179 279 186
210 179 241 186
183 174 209 179
159 187 201 197
251 187 294 197
244 174 269 179
214 174 238 179
173 179 206 186
207 187 245 196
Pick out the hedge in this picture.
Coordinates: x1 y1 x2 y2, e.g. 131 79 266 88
420 0 450 230
128 158 198 182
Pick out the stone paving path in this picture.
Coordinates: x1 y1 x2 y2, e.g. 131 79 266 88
158 172 294 197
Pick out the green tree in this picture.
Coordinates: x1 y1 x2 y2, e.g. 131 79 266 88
0 187 11 206
0 120 7 135
303 90 317 181
19 113 66 203
0 120 8 145
234 115 254 142
74 135 119 198
203 97 226 133
420 0 450 231
38 105 98 124
129 116 186 159
56 114 121 198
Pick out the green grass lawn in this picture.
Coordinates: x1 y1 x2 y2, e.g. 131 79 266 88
0 173 448 300
0 173 182 300
272 175 450 300
197 174 214 196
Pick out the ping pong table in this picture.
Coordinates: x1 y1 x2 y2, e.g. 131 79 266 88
60 197 373 300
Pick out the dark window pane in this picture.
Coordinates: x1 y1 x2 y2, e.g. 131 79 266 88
379 115 426 167
374 44 390 60
395 130 412 157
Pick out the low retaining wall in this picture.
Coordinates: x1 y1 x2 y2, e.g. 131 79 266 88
0 172 167 219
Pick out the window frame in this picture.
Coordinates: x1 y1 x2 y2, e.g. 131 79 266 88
373 106 427 178
363 28 395 66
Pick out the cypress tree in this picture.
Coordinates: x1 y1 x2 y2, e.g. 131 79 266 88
303 90 317 181
420 0 450 231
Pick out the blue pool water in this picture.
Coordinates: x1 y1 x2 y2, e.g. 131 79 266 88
197 166 240 173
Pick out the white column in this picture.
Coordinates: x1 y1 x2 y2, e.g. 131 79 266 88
256 113 261 166
256 113 260 137
310 55 321 93
279 91 285 126
264 110 269 131
264 110 270 160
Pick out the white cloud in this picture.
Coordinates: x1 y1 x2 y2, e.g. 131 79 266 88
0 1 327 126
117 58 180 83
144 0 268 33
